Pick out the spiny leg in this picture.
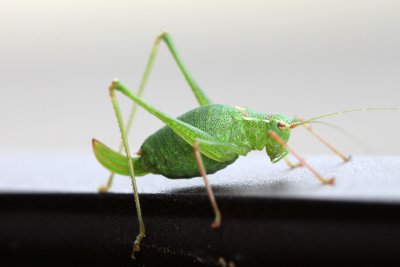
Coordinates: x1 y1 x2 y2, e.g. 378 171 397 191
192 138 242 227
109 83 145 258
111 80 241 227
269 131 335 185
301 121 351 161
283 118 351 171
99 32 212 193
193 140 222 228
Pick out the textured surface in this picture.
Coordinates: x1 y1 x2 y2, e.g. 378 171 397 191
2 193 400 266
1 150 400 202
1 152 400 266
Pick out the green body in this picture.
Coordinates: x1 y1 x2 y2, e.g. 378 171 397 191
139 104 267 178
94 103 292 179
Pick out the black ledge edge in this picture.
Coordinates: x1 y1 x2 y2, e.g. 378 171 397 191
1 193 400 267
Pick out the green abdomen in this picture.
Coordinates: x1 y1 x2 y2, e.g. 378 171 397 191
136 104 240 178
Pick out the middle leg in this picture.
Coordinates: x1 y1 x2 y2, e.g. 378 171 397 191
193 140 222 228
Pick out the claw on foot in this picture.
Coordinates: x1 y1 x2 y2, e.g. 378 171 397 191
343 155 352 162
98 185 109 193
288 162 302 169
322 177 335 185
284 158 303 169
131 243 141 259
211 219 221 229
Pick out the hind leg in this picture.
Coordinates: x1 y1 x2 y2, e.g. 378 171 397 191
108 83 145 258
99 32 213 192
98 32 211 193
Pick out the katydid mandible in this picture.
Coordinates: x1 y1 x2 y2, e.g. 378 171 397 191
92 32 397 258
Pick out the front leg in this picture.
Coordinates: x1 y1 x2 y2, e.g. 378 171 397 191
269 131 335 185
284 158 302 169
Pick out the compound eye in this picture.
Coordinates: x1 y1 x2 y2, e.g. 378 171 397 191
277 121 286 129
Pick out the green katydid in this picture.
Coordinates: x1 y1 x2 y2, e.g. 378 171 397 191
92 32 399 258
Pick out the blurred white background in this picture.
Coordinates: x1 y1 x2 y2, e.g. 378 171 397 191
0 1 399 164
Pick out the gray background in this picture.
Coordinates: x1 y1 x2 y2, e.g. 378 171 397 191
0 1 399 192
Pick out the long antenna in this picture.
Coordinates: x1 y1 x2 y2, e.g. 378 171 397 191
311 121 375 152
290 107 400 128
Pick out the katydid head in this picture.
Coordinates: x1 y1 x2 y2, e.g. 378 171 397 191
265 114 292 162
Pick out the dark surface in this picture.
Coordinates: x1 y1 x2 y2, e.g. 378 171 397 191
1 192 400 266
